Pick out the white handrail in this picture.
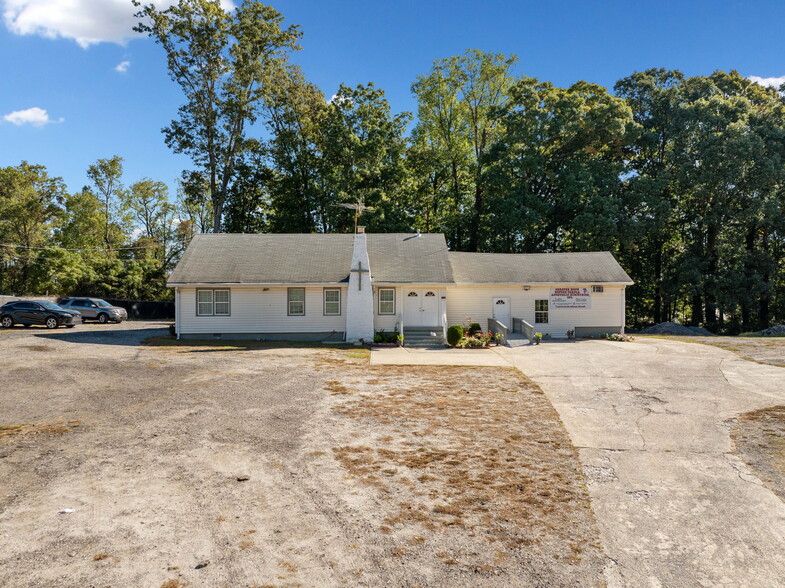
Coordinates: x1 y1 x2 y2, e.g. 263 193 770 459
441 311 447 342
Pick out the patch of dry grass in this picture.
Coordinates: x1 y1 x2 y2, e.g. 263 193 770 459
160 580 188 588
329 365 600 561
732 405 785 502
0 419 80 441
142 336 361 351
92 553 109 561
324 380 349 394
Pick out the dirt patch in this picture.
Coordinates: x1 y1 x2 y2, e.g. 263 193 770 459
324 364 604 584
731 406 785 502
0 322 603 586
641 335 785 367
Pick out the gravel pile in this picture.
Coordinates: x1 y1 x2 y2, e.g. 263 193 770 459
760 325 785 336
639 321 714 336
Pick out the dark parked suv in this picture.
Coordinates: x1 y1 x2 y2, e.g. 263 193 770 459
0 300 81 329
58 298 127 323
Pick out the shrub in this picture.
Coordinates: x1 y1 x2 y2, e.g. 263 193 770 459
168 324 176 336
447 325 463 347
468 322 482 336
374 330 397 344
456 331 494 348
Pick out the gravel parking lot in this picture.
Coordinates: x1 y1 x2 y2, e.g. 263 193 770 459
0 322 602 587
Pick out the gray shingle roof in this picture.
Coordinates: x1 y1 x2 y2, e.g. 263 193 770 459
448 251 633 284
367 233 453 284
167 233 453 285
167 233 632 286
167 234 354 285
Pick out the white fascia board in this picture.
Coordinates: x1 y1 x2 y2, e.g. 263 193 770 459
166 282 349 288
448 281 635 287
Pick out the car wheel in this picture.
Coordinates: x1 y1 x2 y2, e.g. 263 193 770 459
45 317 59 329
98 313 109 324
0 315 13 328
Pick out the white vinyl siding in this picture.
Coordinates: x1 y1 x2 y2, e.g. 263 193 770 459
178 286 346 334
446 284 626 338
288 288 305 316
324 288 341 315
197 288 230 316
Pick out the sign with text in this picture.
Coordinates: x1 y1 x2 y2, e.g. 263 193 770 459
550 287 591 309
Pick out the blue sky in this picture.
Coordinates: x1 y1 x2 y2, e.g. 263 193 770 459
1 0 784 196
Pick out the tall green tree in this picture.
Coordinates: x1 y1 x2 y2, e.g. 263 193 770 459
412 49 517 250
614 69 687 324
0 162 67 294
87 155 127 250
134 0 301 233
263 66 327 232
483 78 634 253
317 83 411 232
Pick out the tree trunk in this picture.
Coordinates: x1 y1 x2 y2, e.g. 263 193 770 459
653 246 663 323
468 183 482 252
704 224 719 331
691 293 703 327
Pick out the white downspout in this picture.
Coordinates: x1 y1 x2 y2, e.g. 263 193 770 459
621 286 626 335
175 287 181 339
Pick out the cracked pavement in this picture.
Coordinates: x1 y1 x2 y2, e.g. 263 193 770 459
496 338 785 587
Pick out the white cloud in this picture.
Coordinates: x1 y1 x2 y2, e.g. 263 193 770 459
748 75 785 90
3 106 62 126
114 59 130 73
2 0 235 48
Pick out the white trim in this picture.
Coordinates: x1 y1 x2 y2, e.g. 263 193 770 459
287 287 306 316
323 288 341 316
448 281 634 287
378 287 396 315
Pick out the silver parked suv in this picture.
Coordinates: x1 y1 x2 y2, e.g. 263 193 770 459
59 298 128 323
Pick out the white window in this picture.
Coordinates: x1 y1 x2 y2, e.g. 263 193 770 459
535 299 549 324
214 289 230 315
378 288 395 315
592 285 604 293
288 288 305 316
324 288 341 316
197 289 230 316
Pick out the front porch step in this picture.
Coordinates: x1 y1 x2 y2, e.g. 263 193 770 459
403 327 445 348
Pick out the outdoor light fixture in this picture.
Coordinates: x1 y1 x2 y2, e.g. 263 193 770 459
523 285 531 291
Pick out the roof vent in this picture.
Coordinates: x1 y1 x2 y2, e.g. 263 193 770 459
416 228 421 237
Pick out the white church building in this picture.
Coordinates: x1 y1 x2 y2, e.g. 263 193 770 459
167 229 633 344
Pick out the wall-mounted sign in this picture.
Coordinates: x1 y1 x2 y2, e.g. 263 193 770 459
550 287 591 309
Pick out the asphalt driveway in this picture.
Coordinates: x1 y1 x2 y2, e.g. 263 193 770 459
497 339 785 587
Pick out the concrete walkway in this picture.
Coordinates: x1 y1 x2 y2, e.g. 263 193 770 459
370 346 510 367
496 339 785 587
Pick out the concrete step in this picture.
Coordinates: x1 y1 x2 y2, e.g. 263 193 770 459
403 327 445 348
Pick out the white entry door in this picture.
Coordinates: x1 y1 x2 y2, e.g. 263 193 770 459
403 289 440 326
492 297 511 329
